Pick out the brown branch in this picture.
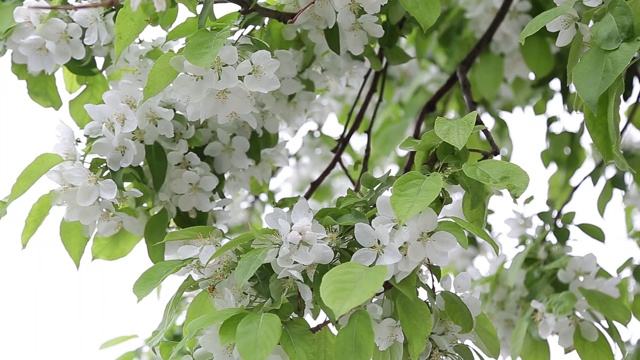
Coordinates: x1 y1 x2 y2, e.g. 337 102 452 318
338 158 357 187
310 319 331 333
226 0 296 23
334 69 373 153
456 67 500 160
305 63 384 199
355 64 388 192
287 0 315 24
403 0 514 173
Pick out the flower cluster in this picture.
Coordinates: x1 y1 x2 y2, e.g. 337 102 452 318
546 0 603 47
7 0 114 75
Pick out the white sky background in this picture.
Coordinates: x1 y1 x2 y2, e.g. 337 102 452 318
1 34 640 358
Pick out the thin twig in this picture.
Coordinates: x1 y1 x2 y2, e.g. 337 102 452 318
338 158 357 186
404 0 514 173
456 67 500 159
334 69 372 152
355 64 388 192
310 319 331 333
287 0 315 24
305 64 384 199
226 0 296 23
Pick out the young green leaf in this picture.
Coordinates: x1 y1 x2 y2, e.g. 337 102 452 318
472 313 500 358
521 329 550 360
449 216 499 254
573 42 639 113
462 159 529 199
21 191 53 248
145 142 168 191
163 226 223 243
579 288 631 324
92 229 142 261
280 319 315 360
183 27 230 67
576 223 606 242
235 247 271 285
236 313 282 360
11 63 62 109
592 0 634 50
320 263 387 319
4 153 63 205
573 325 614 360
397 294 432 359
335 309 375 360
390 172 443 224
434 111 477 150
440 291 474 333
114 4 149 61
99 335 138 350
143 52 179 101
59 219 90 269
133 259 190 302
144 208 168 263
519 0 576 44
399 0 441 33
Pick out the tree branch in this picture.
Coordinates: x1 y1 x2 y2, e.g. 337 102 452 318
403 0 514 173
305 63 384 200
355 64 388 192
226 0 296 23
456 67 500 160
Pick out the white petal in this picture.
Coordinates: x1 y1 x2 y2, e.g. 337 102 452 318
354 223 377 248
352 248 377 266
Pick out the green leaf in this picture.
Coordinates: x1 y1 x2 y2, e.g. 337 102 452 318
462 159 529 199
92 229 142 261
633 295 640 320
144 208 168 263
114 4 149 61
584 77 630 171
184 290 216 331
449 216 499 254
10 63 62 109
597 181 614 217
183 27 230 67
519 0 576 44
219 313 247 345
576 223 606 242
521 329 550 360
145 142 169 191
320 262 387 319
470 52 504 102
573 42 639 113
510 307 534 359
69 74 110 128
399 0 441 32
472 312 500 358
148 276 196 348
60 220 90 269
143 52 179 101
385 45 413 65
21 191 53 248
324 25 341 55
520 33 555 78
440 291 474 333
574 325 614 360
235 247 271 285
453 344 474 360
592 0 635 50
206 232 257 262
336 309 375 360
0 1 20 35
99 335 138 349
434 111 477 150
280 319 316 360
435 221 468 248
133 259 190 302
373 341 403 360
314 327 336 360
166 17 198 42
236 313 282 360
4 153 62 206
397 293 432 359
171 307 243 358
579 288 631 324
390 172 443 224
